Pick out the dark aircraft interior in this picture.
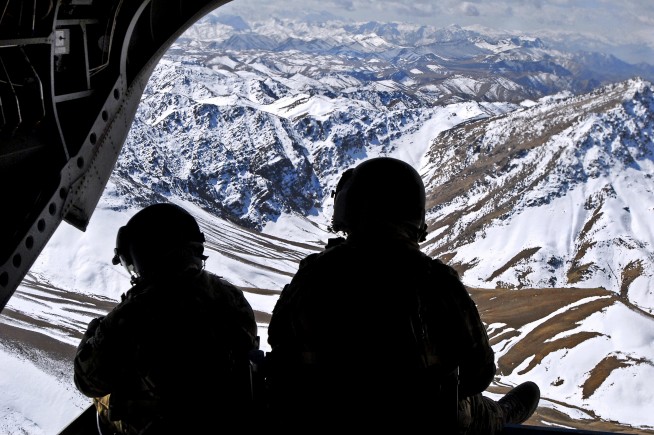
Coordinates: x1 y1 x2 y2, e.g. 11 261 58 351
0 1 639 434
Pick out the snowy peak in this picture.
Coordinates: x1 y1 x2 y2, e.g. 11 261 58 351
123 16 654 305
423 78 654 310
183 15 654 100
118 15 654 307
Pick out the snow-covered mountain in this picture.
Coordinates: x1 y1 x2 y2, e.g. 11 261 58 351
119 15 654 231
118 16 654 298
1 14 654 435
422 79 654 305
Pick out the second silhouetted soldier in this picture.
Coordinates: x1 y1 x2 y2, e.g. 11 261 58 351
74 203 260 435
266 157 540 434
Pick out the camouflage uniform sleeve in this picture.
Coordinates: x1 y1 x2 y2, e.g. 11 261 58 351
267 251 322 349
267 282 291 349
430 259 496 398
73 296 138 398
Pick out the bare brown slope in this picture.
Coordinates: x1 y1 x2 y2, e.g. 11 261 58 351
470 286 653 434
2 281 652 433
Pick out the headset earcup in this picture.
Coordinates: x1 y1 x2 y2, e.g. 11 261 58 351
113 226 132 267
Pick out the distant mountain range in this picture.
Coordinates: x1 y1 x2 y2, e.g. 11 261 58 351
3 14 654 434
118 14 654 299
186 14 654 97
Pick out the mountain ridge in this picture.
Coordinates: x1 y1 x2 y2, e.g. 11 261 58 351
120 22 654 303
421 78 654 308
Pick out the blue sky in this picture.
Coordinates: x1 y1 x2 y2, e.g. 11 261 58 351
217 0 654 64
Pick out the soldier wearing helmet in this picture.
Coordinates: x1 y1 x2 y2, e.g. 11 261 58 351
111 203 209 284
73 203 260 435
330 156 429 242
267 157 540 433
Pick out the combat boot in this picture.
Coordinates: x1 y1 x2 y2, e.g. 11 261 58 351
499 381 540 424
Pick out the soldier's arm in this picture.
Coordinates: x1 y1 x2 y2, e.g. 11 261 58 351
456 292 496 397
432 259 496 397
73 300 136 398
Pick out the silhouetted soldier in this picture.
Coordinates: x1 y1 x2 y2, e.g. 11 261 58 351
74 203 259 434
266 157 540 433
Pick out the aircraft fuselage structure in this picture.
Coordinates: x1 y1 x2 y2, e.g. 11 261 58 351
0 0 233 313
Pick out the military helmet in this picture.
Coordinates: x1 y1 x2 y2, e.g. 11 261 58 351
112 203 206 282
331 157 427 241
